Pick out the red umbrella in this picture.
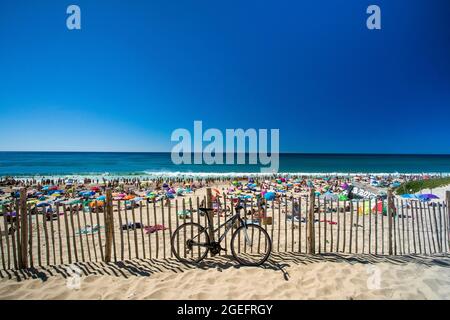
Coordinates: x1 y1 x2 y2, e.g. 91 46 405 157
91 186 101 192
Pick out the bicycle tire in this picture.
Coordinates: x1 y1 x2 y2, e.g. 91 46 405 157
230 223 272 266
171 222 210 264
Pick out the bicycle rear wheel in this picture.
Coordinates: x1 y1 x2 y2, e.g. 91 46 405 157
230 223 271 266
171 222 210 264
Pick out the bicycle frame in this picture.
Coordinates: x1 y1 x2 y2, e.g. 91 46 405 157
202 210 255 247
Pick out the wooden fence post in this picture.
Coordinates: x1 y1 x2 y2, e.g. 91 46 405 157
206 187 215 242
387 189 393 255
447 191 450 251
307 188 315 254
104 189 113 263
19 188 28 269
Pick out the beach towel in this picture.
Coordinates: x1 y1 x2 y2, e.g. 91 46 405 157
320 219 337 225
144 224 168 234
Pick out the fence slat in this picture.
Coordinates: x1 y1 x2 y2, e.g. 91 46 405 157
81 204 92 262
153 201 159 259
68 205 79 262
139 203 146 259
56 203 64 265
41 206 50 265
2 208 11 269
307 189 315 254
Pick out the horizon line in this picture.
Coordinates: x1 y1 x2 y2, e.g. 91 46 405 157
1 151 450 156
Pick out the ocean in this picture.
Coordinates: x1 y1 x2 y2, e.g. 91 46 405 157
1 152 450 178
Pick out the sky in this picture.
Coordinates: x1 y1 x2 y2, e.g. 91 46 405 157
0 0 449 153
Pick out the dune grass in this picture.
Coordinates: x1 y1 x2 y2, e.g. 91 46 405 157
395 177 450 195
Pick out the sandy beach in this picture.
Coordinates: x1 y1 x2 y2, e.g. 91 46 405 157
1 253 450 300
1 176 449 300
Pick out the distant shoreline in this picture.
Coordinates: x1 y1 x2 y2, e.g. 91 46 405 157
2 172 450 181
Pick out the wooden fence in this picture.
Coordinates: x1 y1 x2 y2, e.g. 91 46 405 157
1 189 449 270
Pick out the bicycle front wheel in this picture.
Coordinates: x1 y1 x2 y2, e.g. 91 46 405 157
230 223 271 266
171 222 210 264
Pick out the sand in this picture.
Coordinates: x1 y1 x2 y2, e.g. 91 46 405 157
1 253 450 300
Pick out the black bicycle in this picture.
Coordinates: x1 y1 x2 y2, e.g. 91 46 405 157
171 204 272 266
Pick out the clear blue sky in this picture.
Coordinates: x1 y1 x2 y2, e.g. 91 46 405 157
0 0 449 153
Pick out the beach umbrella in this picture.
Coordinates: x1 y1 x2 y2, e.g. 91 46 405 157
90 186 101 192
417 194 439 201
400 194 415 199
96 195 106 201
80 191 95 197
124 195 135 200
340 183 349 190
89 201 104 208
391 182 401 188
264 191 276 201
165 192 175 199
338 194 348 201
36 202 50 207
419 194 439 199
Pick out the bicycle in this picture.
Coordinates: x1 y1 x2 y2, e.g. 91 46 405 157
171 204 272 266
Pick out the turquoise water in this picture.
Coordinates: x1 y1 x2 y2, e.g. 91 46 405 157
0 152 450 176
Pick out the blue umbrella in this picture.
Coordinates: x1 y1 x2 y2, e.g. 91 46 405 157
420 193 439 199
36 202 50 207
400 194 415 199
264 192 276 201
417 194 439 201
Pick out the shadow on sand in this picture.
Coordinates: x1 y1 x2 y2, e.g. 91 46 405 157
1 252 450 282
